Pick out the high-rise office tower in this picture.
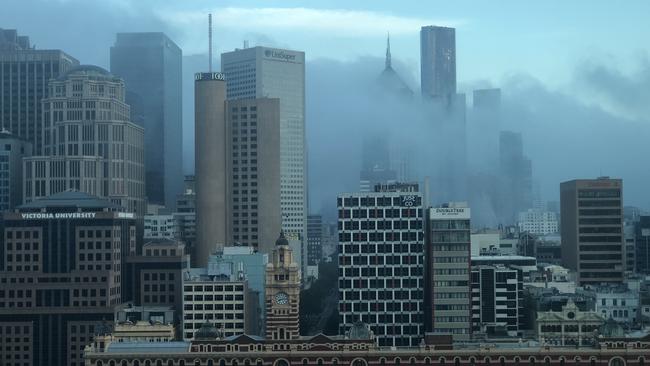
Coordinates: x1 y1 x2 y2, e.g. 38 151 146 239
110 33 183 209
306 214 323 266
420 26 456 99
472 88 501 169
499 131 533 224
0 28 79 154
194 72 228 266
338 182 424 347
560 177 624 285
23 65 146 216
0 191 137 366
226 98 281 254
221 46 306 242
636 216 650 274
0 130 32 210
425 202 471 341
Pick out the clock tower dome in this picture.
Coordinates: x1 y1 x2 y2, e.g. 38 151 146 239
265 232 301 340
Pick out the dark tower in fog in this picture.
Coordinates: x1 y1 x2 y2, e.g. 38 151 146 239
110 33 183 209
420 26 456 99
0 28 79 154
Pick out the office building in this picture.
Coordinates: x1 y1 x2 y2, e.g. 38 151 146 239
500 131 533 224
377 34 413 98
420 26 456 99
338 182 424 347
470 255 537 282
174 175 196 260
226 98 281 253
518 209 559 235
0 190 136 366
0 130 32 210
0 28 79 154
22 65 146 216
307 214 323 266
181 274 252 340
560 177 624 285
359 135 397 192
265 232 301 340
579 285 639 324
470 265 524 336
110 32 183 208
144 214 177 239
194 72 228 265
221 46 306 242
425 203 471 341
624 222 636 273
636 216 650 274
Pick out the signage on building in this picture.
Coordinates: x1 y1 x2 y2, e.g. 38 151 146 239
401 195 417 207
430 207 470 219
21 212 97 220
264 49 298 62
195 72 226 81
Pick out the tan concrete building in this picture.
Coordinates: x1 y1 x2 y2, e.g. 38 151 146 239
561 177 624 285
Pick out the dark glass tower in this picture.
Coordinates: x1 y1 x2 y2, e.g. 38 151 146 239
420 26 456 99
110 32 183 208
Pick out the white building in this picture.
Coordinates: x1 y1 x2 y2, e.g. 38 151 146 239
518 209 559 235
144 214 177 239
221 46 306 242
580 285 640 324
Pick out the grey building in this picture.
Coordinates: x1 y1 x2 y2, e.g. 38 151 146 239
560 177 624 285
221 46 306 242
470 265 524 336
337 182 424 347
174 175 196 261
306 214 323 266
420 26 456 99
194 72 228 265
0 130 32 210
23 65 146 216
500 131 533 224
635 216 650 274
110 33 183 209
425 202 471 341
0 191 137 366
0 28 79 154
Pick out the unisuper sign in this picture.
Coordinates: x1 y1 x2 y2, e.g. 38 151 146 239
20 212 134 220
264 49 297 62
430 207 470 219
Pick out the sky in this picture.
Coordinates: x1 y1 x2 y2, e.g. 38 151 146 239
3 0 650 216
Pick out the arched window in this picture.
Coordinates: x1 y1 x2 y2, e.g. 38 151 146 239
274 360 290 366
110 361 116 366
470 358 476 366
233 361 239 366
639 358 645 366
206 360 213 366
500 358 506 366
439 358 446 366
244 360 251 366
485 358 491 366
529 357 536 366
318 360 325 366
302 359 308 366
608 358 625 366
395 358 401 366
332 359 339 366
257 360 264 366
219 360 225 366
168 361 174 366
145 361 151 366
455 358 461 366
194 360 201 366
351 359 367 366
560 358 565 366
157 361 163 366
380 359 386 366
97 361 103 366
545 358 551 366
410 358 417 366
424 358 431 366
134 361 140 366
180 361 185 366
121 361 128 366
590 359 596 366
514 358 520 366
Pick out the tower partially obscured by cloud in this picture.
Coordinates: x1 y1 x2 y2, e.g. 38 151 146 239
420 25 456 100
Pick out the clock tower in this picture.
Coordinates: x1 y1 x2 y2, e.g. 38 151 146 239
265 232 301 340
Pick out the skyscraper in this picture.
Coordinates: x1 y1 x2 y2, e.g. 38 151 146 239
425 203 471 341
560 177 624 285
0 130 32 210
420 26 456 99
0 191 137 366
499 131 533 224
194 72 228 266
23 65 146 216
0 28 79 154
221 46 306 242
110 33 183 209
337 182 424 347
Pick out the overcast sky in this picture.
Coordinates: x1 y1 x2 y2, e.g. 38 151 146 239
3 0 650 213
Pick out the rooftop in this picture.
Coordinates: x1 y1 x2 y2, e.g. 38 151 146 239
18 190 123 211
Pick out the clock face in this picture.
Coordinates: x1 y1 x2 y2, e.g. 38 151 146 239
274 292 289 305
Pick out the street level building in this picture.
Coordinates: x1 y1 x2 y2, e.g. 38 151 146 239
0 190 137 366
561 177 624 285
338 182 424 347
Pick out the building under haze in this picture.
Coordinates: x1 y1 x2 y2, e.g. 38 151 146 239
221 46 307 243
23 65 145 216
420 26 456 100
0 28 79 154
110 32 183 209
425 202 471 341
337 182 424 347
561 177 624 286
500 131 533 224
0 130 32 210
0 191 137 366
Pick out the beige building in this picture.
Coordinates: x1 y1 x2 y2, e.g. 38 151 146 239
561 177 624 285
536 299 604 346
265 232 301 340
23 65 145 216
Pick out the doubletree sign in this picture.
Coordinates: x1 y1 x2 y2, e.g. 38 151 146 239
194 72 226 81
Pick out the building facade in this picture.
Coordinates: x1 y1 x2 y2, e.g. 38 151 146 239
0 28 79 154
536 299 604 346
518 209 559 235
420 26 456 99
307 214 323 266
500 131 533 224
265 233 301 340
338 182 424 347
635 216 650 274
23 65 146 216
561 177 624 285
0 130 32 210
221 46 306 243
0 190 136 366
110 32 183 209
144 214 177 239
470 265 523 336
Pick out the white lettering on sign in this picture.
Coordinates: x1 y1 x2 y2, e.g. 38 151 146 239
20 212 97 220
430 207 471 219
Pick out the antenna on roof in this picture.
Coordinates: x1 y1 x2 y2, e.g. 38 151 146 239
208 13 213 72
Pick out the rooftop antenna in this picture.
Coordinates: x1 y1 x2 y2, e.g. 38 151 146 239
208 13 213 72
385 31 391 69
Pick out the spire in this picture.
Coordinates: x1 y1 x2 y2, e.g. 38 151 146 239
385 32 391 69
